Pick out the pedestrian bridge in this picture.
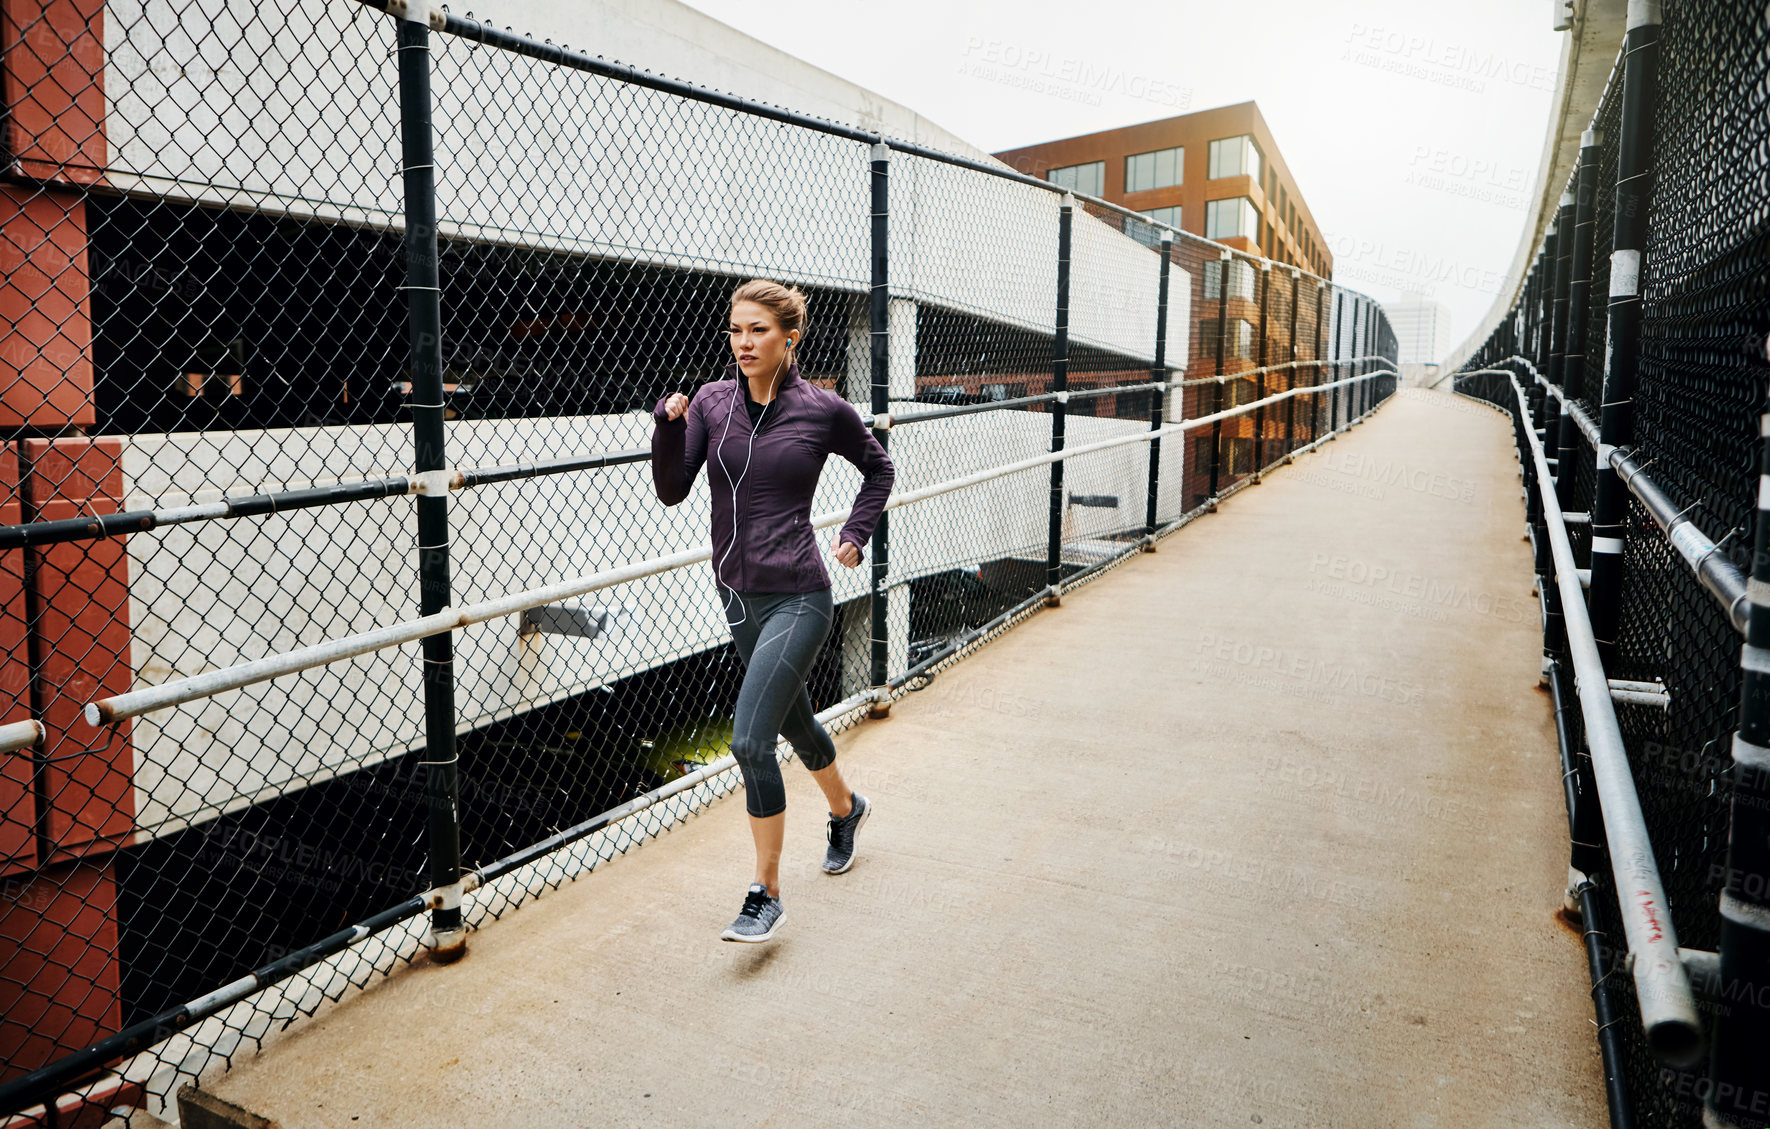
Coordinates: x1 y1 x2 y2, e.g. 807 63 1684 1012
170 389 1605 1128
8 0 1768 1125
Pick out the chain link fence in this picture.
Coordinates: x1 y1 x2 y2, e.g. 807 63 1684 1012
1456 2 1770 1124
0 1 1396 1121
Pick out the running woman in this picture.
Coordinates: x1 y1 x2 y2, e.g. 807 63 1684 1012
650 278 896 942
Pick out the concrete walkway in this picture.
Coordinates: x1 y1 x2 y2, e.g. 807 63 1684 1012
196 389 1604 1129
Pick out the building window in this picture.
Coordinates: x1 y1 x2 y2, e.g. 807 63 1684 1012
1195 435 1254 475
1047 161 1105 197
1115 389 1151 418
181 339 246 399
1124 146 1182 193
1207 135 1262 181
1202 258 1257 300
1124 205 1181 249
1142 205 1181 228
1199 318 1256 360
1204 197 1259 241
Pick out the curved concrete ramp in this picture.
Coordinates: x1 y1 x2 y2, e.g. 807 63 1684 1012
195 389 1604 1128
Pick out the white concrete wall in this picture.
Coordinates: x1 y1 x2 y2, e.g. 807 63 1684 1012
100 0 1182 362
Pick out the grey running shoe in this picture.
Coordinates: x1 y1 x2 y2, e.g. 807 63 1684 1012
720 883 786 942
822 791 870 874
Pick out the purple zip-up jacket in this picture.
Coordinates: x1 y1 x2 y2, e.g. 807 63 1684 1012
651 360 896 594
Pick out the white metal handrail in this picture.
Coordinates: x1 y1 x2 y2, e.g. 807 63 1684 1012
1504 369 1703 1064
83 367 1397 727
0 720 45 756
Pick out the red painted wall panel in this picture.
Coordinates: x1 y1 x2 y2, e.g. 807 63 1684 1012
0 858 123 1087
1 0 107 184
23 439 133 863
0 447 33 872
0 188 94 429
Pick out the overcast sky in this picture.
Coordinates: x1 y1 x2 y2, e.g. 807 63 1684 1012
673 0 1562 361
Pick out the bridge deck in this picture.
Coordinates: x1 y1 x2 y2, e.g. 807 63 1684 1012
196 389 1603 1128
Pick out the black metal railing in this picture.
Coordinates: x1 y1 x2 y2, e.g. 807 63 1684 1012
1454 2 1770 1124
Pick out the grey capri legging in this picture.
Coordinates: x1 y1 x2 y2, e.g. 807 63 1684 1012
721 586 839 818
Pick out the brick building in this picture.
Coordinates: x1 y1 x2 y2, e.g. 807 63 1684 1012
990 101 1332 278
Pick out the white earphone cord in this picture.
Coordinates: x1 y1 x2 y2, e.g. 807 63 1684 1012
715 336 794 628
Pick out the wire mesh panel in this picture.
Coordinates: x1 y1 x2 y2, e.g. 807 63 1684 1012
1613 5 1770 1121
882 151 1065 670
0 1 1399 1120
1454 2 1770 1123
2 0 440 1106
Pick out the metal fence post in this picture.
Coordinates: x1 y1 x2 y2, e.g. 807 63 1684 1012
1532 239 1554 432
1349 295 1361 426
1312 281 1326 447
1284 269 1300 459
1538 237 1555 381
1045 194 1073 604
1520 270 1534 368
1551 190 1576 399
867 141 892 716
1529 350 1566 680
1542 194 1575 488
1362 301 1376 419
1527 263 1542 363
1253 261 1271 477
395 10 465 961
1352 297 1362 424
1329 290 1343 435
1713 363 1770 1125
1589 1 1661 668
1352 299 1364 421
1145 232 1172 542
1208 252 1229 503
1556 131 1601 510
